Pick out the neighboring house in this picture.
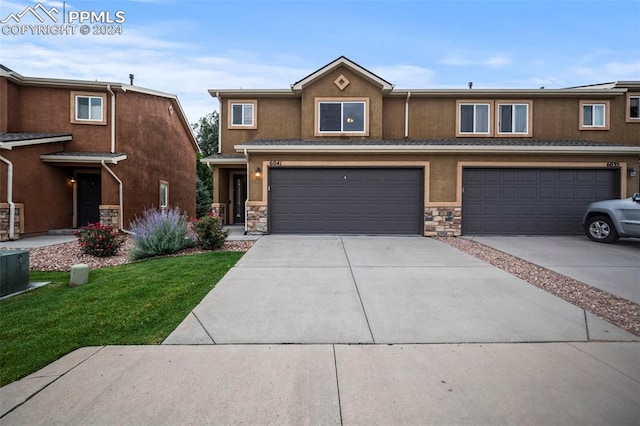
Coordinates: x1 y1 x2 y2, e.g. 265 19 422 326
0 65 199 241
202 56 640 236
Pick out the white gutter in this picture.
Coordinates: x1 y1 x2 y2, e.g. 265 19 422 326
404 91 411 138
244 148 249 234
216 92 222 155
234 144 640 155
0 155 15 240
101 160 130 233
106 85 116 153
205 161 215 215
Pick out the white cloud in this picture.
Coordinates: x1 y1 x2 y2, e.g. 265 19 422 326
370 64 435 87
441 53 511 68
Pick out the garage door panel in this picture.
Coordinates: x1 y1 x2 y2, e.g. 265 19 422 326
463 168 619 235
269 168 423 234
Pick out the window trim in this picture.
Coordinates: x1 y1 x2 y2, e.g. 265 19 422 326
495 100 533 137
314 97 370 137
227 99 257 130
456 100 493 137
579 100 610 130
626 93 640 123
159 180 169 209
70 91 107 125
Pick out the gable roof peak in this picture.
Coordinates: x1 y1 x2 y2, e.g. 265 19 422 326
291 56 394 92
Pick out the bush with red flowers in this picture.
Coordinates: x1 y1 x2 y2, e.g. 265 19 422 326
74 223 123 257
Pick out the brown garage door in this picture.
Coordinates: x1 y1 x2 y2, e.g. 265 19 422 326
269 168 423 234
462 168 620 235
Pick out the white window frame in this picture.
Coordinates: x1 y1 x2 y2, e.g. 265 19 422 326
456 101 492 137
579 100 610 130
159 181 169 210
70 91 107 125
627 94 640 122
496 101 533 137
314 97 369 136
227 100 257 129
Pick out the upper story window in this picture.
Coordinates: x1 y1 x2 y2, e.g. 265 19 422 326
227 100 257 129
580 100 609 130
627 94 639 122
70 91 107 125
497 102 532 137
457 101 491 136
315 97 369 136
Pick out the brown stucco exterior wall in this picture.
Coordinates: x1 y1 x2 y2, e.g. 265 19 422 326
0 143 74 235
115 90 196 226
1 76 197 236
245 152 639 205
300 66 384 139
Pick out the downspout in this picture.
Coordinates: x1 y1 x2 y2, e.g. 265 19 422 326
404 91 411 139
106 85 116 153
0 155 15 240
101 160 131 234
216 92 222 155
244 148 249 235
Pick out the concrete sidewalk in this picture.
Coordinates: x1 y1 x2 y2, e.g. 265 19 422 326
2 343 639 424
469 236 640 304
3 235 639 424
165 235 637 345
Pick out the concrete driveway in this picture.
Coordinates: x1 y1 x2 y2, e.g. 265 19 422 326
469 236 640 304
165 235 636 345
4 235 639 424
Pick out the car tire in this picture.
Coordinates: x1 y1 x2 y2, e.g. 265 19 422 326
585 216 619 243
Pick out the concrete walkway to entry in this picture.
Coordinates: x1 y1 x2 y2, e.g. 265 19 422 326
165 235 637 344
3 235 639 424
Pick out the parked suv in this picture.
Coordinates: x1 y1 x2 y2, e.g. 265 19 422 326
583 193 640 243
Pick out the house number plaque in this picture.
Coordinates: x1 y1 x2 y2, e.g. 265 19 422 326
269 160 282 166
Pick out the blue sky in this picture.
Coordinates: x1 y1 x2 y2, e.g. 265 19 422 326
1 0 639 123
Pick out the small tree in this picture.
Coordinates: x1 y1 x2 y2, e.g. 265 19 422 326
192 111 219 218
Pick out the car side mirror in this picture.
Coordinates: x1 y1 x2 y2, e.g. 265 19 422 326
633 193 640 202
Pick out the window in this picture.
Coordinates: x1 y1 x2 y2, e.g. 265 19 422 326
627 94 640 122
227 100 257 129
497 102 532 137
70 91 106 125
159 181 168 209
315 98 369 136
580 100 609 130
457 102 491 136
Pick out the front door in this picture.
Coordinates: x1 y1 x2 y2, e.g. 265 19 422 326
77 173 101 226
233 174 247 224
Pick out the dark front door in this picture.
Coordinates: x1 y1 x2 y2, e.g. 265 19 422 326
77 173 101 226
233 174 247 224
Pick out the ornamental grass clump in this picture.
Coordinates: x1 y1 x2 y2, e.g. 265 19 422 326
129 207 195 260
192 215 229 250
74 223 123 257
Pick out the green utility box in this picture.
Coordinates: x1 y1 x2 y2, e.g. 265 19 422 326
0 250 30 297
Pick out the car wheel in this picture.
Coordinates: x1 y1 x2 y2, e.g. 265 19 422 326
586 216 619 243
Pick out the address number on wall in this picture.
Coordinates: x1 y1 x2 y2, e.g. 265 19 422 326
269 161 282 167
606 162 620 168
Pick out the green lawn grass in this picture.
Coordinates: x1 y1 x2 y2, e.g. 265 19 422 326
0 251 243 386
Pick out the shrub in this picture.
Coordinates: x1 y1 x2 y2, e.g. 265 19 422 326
192 215 229 250
74 223 123 258
129 207 195 260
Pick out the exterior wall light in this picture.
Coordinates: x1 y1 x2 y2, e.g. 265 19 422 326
255 167 261 178
629 168 637 178
69 177 76 184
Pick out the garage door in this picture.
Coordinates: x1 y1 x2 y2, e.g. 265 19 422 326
269 168 423 234
462 168 620 235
